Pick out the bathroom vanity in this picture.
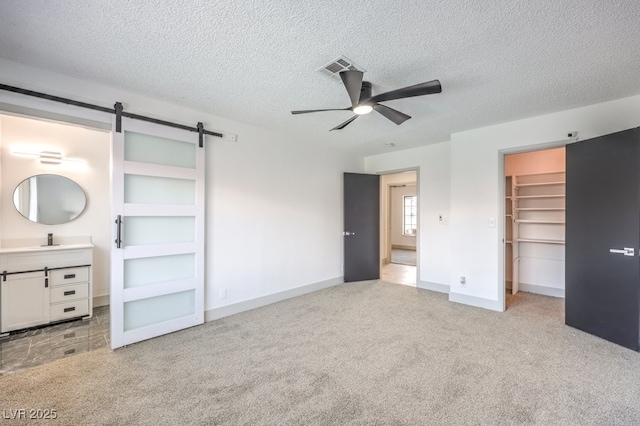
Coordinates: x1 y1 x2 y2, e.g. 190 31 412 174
0 244 93 334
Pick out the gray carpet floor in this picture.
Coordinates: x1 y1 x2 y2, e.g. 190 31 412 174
2 281 640 425
391 248 416 266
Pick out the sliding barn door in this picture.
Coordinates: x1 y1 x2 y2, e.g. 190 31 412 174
566 127 640 351
110 118 205 349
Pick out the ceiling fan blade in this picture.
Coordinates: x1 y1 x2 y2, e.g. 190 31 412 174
291 108 351 114
366 79 442 104
373 104 411 125
339 70 364 107
330 115 358 131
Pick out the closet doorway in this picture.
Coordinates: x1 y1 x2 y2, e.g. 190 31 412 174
380 171 418 286
504 147 565 309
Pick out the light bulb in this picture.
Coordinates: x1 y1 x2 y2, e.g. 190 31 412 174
353 105 373 115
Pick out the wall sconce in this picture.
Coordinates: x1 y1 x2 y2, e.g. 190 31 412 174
12 150 85 165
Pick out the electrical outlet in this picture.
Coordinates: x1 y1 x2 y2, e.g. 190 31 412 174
438 214 444 224
460 276 466 284
488 218 496 228
220 288 227 299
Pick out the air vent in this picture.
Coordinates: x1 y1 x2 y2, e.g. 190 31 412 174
316 56 366 83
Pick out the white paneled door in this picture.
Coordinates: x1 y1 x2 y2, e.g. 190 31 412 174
110 118 205 349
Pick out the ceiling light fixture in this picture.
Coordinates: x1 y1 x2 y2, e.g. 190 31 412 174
353 105 373 115
12 149 85 165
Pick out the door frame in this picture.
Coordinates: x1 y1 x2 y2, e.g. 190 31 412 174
497 140 574 311
378 168 420 284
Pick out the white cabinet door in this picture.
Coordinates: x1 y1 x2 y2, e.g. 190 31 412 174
1 271 49 332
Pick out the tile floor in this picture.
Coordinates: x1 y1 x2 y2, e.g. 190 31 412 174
0 305 110 376
381 262 417 286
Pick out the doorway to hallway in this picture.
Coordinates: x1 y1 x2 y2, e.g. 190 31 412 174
380 171 417 286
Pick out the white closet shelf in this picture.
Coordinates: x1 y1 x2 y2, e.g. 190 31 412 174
515 207 565 211
510 194 565 199
514 181 565 187
515 220 565 224
515 238 565 245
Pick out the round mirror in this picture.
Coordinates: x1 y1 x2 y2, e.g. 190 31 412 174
13 174 87 225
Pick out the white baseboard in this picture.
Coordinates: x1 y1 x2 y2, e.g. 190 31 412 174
93 295 109 307
205 277 344 322
417 281 449 294
449 292 503 312
519 283 565 298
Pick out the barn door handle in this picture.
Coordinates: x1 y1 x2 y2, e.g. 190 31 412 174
115 215 122 249
609 247 635 256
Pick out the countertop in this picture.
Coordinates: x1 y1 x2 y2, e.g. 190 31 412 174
0 243 94 255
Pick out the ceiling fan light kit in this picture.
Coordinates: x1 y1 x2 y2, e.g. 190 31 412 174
353 105 373 115
291 70 442 131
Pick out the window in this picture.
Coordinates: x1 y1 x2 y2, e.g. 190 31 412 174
403 195 417 236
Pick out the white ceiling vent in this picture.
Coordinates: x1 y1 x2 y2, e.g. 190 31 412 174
316 56 366 83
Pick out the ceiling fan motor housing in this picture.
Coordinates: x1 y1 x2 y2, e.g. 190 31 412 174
360 81 372 104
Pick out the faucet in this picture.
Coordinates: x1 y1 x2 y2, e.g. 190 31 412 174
47 233 53 246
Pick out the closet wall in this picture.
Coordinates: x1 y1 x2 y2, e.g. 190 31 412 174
505 147 566 298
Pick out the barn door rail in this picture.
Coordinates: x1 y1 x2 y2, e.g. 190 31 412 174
0 83 235 148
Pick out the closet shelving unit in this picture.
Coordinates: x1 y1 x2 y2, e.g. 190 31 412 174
505 176 513 288
506 171 565 295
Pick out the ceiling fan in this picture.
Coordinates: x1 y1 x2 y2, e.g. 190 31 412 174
291 70 442 131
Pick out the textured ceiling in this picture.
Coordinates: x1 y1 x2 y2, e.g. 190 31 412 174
1 1 640 156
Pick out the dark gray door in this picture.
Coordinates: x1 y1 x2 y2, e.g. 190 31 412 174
566 127 640 351
344 173 380 282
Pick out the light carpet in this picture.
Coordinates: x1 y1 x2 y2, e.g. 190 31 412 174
1 281 640 425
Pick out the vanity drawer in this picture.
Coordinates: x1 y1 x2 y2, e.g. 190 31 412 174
50 299 89 321
50 283 89 303
50 267 89 286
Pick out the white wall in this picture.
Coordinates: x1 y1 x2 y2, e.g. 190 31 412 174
450 94 640 310
390 185 417 248
0 59 364 316
0 115 111 299
366 142 451 293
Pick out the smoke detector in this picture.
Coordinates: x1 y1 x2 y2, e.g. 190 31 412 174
316 56 366 83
